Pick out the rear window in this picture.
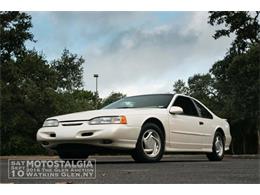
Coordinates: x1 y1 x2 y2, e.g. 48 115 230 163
193 100 213 119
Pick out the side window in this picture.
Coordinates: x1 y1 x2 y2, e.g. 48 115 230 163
193 100 213 119
173 96 198 117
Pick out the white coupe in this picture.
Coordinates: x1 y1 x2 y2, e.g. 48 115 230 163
37 94 231 162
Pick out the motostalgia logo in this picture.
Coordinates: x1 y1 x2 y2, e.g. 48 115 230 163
8 159 96 179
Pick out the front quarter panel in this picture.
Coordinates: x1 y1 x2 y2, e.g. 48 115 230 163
125 110 170 147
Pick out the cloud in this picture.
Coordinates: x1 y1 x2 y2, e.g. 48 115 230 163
28 12 232 98
83 12 232 97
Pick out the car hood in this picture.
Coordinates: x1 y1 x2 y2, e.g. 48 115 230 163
47 108 166 122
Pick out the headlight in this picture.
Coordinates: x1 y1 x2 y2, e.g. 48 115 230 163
43 119 59 127
89 116 127 125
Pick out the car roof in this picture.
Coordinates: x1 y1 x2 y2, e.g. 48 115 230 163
126 93 175 98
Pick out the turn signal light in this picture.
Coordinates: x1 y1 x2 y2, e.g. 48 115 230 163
120 116 127 124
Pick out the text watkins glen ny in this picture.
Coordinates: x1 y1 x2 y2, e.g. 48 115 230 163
8 160 96 179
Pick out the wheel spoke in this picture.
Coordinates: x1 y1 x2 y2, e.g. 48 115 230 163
151 135 160 143
144 148 153 152
142 129 161 158
144 132 153 141
152 142 158 155
215 136 223 156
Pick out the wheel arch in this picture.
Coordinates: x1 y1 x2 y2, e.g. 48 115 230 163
215 127 226 143
141 117 166 140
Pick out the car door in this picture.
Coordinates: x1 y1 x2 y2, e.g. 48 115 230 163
169 96 205 150
192 99 214 150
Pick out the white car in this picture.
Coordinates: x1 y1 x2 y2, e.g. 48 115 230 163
37 93 231 162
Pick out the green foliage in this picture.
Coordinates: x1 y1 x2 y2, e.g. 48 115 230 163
188 73 220 112
219 44 260 154
173 80 189 95
208 12 260 154
101 92 126 108
0 11 34 64
52 49 84 92
1 50 57 155
173 75 219 112
0 12 98 155
208 11 260 54
227 44 260 120
0 11 127 155
188 74 215 99
57 90 97 114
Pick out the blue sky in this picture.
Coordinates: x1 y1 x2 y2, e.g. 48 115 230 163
26 12 232 97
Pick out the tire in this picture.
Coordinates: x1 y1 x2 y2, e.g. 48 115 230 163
131 123 165 163
206 131 225 161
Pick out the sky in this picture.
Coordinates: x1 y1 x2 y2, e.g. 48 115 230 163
26 12 232 98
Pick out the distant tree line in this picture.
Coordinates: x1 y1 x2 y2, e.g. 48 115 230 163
0 12 125 155
173 11 260 154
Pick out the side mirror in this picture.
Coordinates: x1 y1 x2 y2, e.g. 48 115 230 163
169 106 183 114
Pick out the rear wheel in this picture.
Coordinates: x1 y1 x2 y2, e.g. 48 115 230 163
132 123 164 163
206 131 225 161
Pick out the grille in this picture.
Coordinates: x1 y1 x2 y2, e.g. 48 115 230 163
61 123 83 126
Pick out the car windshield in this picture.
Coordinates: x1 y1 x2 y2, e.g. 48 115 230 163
103 94 174 109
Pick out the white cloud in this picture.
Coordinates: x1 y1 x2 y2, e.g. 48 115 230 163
29 12 233 98
82 12 232 97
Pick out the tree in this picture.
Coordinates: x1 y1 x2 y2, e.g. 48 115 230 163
173 75 218 111
187 73 219 111
173 79 189 95
0 11 34 64
1 50 58 155
52 49 84 92
208 11 260 154
0 12 41 154
226 44 260 154
188 74 215 98
59 90 97 114
101 92 126 108
0 12 94 155
208 11 260 54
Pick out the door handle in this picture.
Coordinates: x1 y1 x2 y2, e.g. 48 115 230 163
199 121 204 125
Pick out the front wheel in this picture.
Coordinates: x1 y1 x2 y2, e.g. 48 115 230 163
206 132 225 161
132 123 165 163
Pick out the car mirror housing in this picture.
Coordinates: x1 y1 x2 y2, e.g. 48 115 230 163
169 106 183 114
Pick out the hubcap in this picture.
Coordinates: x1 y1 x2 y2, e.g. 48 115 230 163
215 136 224 157
142 129 161 158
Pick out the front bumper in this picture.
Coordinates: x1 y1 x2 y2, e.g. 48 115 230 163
37 122 140 150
